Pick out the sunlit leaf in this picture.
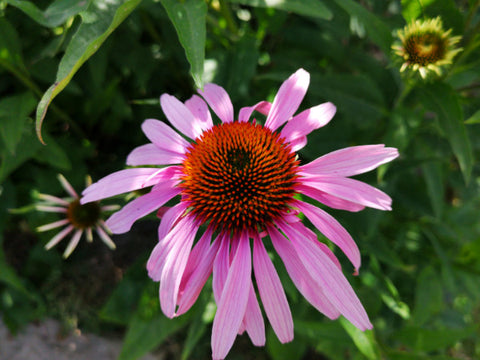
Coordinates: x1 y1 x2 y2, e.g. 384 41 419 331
401 0 436 22
35 0 142 143
160 0 206 89
229 0 332 20
340 318 381 360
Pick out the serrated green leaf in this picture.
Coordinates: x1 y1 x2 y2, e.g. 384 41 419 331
160 0 206 89
35 0 142 143
419 82 474 183
6 0 89 28
229 0 332 20
340 318 381 360
332 0 392 52
0 92 37 154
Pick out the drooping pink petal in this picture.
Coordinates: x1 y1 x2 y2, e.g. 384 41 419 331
302 176 392 210
37 193 70 206
126 144 185 166
57 174 78 198
268 225 340 320
297 184 365 212
141 119 190 154
212 234 230 304
37 219 70 232
35 205 67 213
281 102 336 151
158 202 189 240
265 68 310 131
81 167 181 204
63 229 83 258
253 236 293 343
96 222 116 249
160 94 206 140
185 94 214 131
295 200 361 271
243 283 266 346
160 217 199 318
288 226 372 331
44 224 74 249
212 233 251 360
176 230 219 316
198 83 234 123
105 182 181 234
238 101 272 122
300 145 399 177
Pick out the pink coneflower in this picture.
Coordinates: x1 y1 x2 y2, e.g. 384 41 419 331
81 69 398 359
36 174 118 258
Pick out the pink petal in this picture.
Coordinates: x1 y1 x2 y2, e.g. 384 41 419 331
105 182 181 234
198 83 234 123
158 202 188 240
63 229 83 258
302 176 392 211
268 225 340 320
160 217 199 318
185 95 214 131
212 232 251 360
288 226 372 331
81 167 180 204
141 119 189 154
253 236 293 343
295 200 361 271
37 219 71 232
281 102 336 151
126 144 185 166
243 283 266 346
44 224 74 249
238 101 272 122
57 174 78 198
300 145 399 177
297 184 365 212
265 68 310 131
160 94 204 139
212 234 230 304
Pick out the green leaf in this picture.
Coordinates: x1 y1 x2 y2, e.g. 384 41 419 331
400 0 436 22
229 0 332 20
412 266 444 325
332 0 392 52
465 109 480 124
160 0 206 89
33 134 71 170
0 92 37 154
6 0 89 28
0 17 27 73
35 0 142 143
340 318 381 360
422 160 444 218
419 82 474 183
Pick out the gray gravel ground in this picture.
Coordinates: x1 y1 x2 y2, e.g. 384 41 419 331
0 319 158 360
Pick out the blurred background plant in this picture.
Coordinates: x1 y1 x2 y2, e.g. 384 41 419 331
1 0 479 359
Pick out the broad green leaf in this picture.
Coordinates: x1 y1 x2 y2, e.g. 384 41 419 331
465 109 480 124
0 92 37 154
340 318 381 360
422 160 444 218
412 266 444 325
35 0 142 143
266 327 308 360
160 0 206 89
419 82 473 183
33 134 71 170
333 0 392 52
229 0 332 20
401 0 436 22
6 0 89 28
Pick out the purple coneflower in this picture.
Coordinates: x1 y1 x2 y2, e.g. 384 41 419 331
81 69 398 359
36 174 118 258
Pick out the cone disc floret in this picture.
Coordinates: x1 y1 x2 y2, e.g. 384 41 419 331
67 199 102 229
181 121 299 233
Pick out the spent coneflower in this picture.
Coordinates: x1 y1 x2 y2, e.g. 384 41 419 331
36 174 119 258
392 17 462 79
81 69 399 359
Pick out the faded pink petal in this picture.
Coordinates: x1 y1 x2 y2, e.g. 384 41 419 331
265 68 310 131
160 94 204 139
126 144 185 166
105 182 181 234
44 224 74 249
198 83 234 123
243 283 266 346
211 233 251 360
289 227 372 331
160 217 198 318
269 225 340 319
185 95 214 131
238 101 272 122
141 119 189 154
281 102 336 151
302 176 392 210
63 229 83 258
296 184 365 212
253 236 293 343
295 200 361 271
300 145 399 177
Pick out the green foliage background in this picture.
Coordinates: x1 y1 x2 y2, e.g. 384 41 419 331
1 0 480 359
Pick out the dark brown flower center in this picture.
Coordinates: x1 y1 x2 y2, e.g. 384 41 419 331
181 121 299 233
405 32 446 65
67 199 101 229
